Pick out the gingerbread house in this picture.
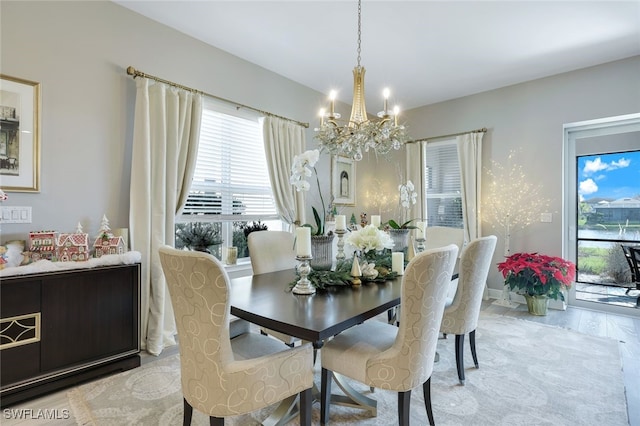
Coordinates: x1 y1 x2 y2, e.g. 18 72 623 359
56 232 90 262
28 231 58 261
93 234 126 258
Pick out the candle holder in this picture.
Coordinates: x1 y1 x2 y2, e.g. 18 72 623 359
293 255 316 295
416 237 426 253
335 229 347 261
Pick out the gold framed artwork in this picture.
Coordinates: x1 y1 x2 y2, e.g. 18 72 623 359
331 155 356 206
0 75 41 192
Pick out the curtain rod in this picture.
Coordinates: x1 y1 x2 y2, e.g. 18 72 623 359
126 66 309 128
408 127 488 144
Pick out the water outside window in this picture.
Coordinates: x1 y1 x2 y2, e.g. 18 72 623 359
576 150 640 307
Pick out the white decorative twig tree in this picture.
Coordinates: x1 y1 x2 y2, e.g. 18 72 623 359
484 150 551 306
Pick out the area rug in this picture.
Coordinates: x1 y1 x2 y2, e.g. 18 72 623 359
67 314 628 425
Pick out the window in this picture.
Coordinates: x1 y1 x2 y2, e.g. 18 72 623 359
178 98 282 260
423 139 463 228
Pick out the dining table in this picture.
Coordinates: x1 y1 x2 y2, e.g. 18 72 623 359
230 268 402 349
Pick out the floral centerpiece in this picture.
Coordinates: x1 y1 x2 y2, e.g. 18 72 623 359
288 223 398 290
497 252 576 314
345 224 395 280
346 224 395 255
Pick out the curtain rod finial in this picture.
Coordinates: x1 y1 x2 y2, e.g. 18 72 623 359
126 66 136 76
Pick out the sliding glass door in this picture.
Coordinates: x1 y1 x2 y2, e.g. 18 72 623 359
564 114 640 315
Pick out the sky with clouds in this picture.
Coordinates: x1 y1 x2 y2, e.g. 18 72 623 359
578 151 640 201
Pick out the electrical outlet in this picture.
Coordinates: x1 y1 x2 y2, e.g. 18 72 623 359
540 212 552 223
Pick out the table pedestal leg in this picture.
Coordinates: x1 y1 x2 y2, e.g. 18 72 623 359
330 372 377 416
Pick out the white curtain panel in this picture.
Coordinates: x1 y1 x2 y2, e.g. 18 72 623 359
405 141 424 221
263 116 306 228
129 78 203 355
457 132 484 244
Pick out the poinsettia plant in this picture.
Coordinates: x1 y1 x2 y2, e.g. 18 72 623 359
497 252 576 301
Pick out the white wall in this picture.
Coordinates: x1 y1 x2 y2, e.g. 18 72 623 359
0 0 326 240
402 56 640 290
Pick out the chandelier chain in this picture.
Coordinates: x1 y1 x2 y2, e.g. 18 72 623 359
356 0 361 67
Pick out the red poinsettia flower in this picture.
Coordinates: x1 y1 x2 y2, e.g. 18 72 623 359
497 252 576 301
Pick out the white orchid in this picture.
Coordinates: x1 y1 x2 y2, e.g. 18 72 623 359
345 224 395 253
387 179 419 229
290 149 320 192
399 180 417 209
290 149 328 235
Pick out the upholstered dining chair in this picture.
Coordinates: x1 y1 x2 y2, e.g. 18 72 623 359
425 226 465 252
320 244 459 426
248 230 300 346
158 246 314 426
440 235 497 385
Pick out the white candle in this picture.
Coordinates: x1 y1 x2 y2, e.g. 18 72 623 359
329 90 337 117
336 215 346 230
296 227 311 257
383 88 390 115
371 215 381 228
416 221 425 239
392 252 404 275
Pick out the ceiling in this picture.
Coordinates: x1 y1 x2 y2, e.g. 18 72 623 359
114 1 640 111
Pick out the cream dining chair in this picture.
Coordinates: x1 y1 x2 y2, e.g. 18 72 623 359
158 246 314 426
440 235 497 385
248 230 300 347
320 244 459 426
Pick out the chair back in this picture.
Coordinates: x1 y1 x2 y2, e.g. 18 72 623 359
158 246 235 406
441 235 497 335
425 226 465 252
622 245 640 283
248 230 297 274
370 244 458 390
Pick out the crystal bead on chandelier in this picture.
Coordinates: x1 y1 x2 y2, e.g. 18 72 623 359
314 0 408 161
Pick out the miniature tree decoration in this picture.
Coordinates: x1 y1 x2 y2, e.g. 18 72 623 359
97 214 112 239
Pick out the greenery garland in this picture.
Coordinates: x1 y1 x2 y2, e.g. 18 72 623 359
288 250 399 290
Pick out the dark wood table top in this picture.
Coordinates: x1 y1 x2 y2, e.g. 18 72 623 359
230 269 402 347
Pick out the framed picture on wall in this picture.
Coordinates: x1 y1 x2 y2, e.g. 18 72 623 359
0 75 41 192
331 155 356 206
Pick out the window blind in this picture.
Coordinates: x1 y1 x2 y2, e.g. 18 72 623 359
424 140 463 228
182 100 277 220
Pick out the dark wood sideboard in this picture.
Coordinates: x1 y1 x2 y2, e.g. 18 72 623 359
0 263 141 407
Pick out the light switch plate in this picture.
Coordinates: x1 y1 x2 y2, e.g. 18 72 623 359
0 206 32 224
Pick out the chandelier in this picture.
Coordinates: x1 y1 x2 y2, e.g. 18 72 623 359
314 0 408 161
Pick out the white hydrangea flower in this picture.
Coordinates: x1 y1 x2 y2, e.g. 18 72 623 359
345 224 395 253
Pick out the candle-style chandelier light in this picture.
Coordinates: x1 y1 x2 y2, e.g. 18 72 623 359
314 0 408 161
